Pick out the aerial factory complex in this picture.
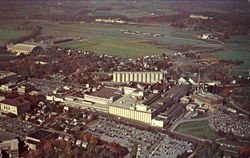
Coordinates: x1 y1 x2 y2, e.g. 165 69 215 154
0 0 250 158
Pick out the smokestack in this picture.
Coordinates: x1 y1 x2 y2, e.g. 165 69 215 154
203 69 205 90
197 69 200 92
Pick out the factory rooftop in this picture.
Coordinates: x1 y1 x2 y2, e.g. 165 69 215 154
111 95 141 109
144 84 189 110
0 96 30 107
151 82 169 92
27 130 54 140
113 71 163 73
194 91 223 100
90 87 120 99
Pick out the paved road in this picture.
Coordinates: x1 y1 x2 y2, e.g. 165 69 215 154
229 101 250 115
169 115 211 132
143 139 163 158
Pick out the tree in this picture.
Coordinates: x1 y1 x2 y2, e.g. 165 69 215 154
89 136 100 145
239 147 250 158
82 133 92 142
107 142 128 156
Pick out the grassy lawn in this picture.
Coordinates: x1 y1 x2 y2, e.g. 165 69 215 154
82 37 166 57
58 37 166 57
59 41 87 49
174 120 220 140
39 21 224 57
0 28 30 42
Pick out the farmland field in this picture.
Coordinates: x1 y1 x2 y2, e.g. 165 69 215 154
59 41 87 49
0 0 249 73
212 50 250 76
0 28 31 43
174 120 220 140
40 21 215 57
58 37 167 57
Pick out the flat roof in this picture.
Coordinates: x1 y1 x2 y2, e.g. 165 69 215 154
153 115 168 121
144 84 189 109
193 92 223 100
28 130 54 140
151 83 168 91
89 87 120 99
25 139 39 145
162 103 183 116
113 71 164 74
110 95 140 109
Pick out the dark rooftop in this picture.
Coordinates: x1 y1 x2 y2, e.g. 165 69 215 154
89 87 120 99
0 96 30 107
27 130 54 140
151 82 169 91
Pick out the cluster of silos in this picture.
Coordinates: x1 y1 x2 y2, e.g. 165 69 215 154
113 72 164 83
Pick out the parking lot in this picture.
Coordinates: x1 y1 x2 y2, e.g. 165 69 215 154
149 136 193 158
0 116 36 139
86 119 193 158
209 110 250 138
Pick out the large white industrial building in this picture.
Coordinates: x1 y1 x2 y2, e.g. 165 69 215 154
109 84 189 126
109 96 152 124
45 83 189 127
113 71 164 83
0 96 31 116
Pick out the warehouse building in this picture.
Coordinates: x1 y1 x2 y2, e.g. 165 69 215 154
109 96 152 124
45 82 189 127
192 92 223 111
25 130 57 150
113 71 164 83
17 84 35 94
109 84 189 125
0 96 31 116
84 87 121 104
148 84 190 117
7 43 45 55
151 115 169 127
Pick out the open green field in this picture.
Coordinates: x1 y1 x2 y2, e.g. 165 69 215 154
40 21 215 57
59 41 87 49
58 37 167 57
212 50 250 76
174 120 220 140
210 35 250 76
0 28 30 43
